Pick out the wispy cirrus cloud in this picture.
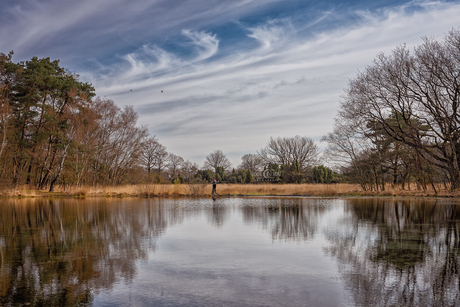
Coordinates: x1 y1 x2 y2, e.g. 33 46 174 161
93 29 220 94
181 30 220 62
0 0 281 63
98 1 460 165
2 0 460 166
247 19 294 50
120 46 181 82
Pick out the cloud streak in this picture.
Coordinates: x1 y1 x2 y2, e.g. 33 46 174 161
247 19 294 50
1 0 460 166
181 30 219 62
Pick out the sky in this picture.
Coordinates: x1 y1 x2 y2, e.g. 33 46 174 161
1 0 460 167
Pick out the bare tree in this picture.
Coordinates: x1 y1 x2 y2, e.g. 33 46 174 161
322 122 362 167
153 143 168 176
167 153 184 181
84 99 148 186
141 137 161 176
203 150 232 173
238 154 263 175
322 118 379 190
181 159 199 180
104 105 148 185
136 129 168 178
339 29 460 189
258 136 318 170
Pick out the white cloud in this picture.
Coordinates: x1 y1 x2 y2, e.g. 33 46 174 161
182 29 220 62
0 0 281 62
93 29 219 93
133 2 460 166
4 0 459 166
120 46 181 82
247 19 293 50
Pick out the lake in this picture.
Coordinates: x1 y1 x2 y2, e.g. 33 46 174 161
1 197 459 306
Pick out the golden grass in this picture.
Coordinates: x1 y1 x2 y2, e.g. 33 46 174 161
1 182 460 198
216 183 357 196
0 186 42 197
36 183 361 197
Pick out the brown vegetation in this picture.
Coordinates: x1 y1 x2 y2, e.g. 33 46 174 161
1 183 460 198
326 29 460 191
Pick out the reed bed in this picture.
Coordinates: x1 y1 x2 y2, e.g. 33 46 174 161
43 183 362 197
2 182 460 198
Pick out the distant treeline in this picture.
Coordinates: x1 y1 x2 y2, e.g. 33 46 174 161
0 51 339 190
2 29 460 191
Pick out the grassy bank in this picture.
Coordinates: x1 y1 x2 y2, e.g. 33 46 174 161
1 183 460 198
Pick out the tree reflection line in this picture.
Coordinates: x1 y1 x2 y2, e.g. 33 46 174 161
326 198 460 306
0 198 185 306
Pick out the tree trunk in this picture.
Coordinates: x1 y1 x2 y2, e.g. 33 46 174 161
49 144 69 192
39 147 59 189
448 169 460 191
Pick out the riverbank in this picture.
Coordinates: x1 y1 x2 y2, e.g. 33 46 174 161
1 183 459 198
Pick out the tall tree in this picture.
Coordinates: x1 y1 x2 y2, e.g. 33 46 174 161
203 150 232 174
141 137 161 176
0 51 19 161
2 56 95 187
181 159 200 181
153 143 169 177
167 153 184 181
86 99 147 186
238 153 263 176
258 135 318 170
339 29 460 189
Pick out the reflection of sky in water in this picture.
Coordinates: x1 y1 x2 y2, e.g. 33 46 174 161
93 198 348 307
2 197 460 306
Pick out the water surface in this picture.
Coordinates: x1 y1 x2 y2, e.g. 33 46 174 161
1 197 459 306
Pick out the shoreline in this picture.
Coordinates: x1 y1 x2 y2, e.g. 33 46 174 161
1 183 459 199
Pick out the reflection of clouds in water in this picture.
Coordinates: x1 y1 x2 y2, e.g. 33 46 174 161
1 197 341 306
121 258 325 307
0 197 215 305
102 198 345 307
0 198 164 305
7 197 459 306
154 197 230 228
324 198 460 307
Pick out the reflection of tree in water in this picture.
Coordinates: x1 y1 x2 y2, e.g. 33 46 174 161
0 198 177 306
241 198 330 242
209 204 228 228
325 198 460 306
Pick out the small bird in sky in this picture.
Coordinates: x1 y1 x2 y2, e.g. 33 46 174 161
161 90 163 93
130 90 132 91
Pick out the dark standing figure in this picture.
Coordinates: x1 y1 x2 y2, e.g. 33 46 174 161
212 178 218 196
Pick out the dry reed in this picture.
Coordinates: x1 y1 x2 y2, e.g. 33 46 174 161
47 183 360 197
1 182 459 198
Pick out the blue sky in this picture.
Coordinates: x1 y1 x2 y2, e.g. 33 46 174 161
1 0 460 167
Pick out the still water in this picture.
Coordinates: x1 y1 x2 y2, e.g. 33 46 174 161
1 197 460 306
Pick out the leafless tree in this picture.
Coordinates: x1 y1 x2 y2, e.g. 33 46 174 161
322 118 377 189
153 143 168 176
339 29 460 189
85 99 148 185
258 136 318 170
141 137 161 176
167 153 184 180
203 150 232 173
106 105 148 184
181 159 200 180
238 154 264 175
